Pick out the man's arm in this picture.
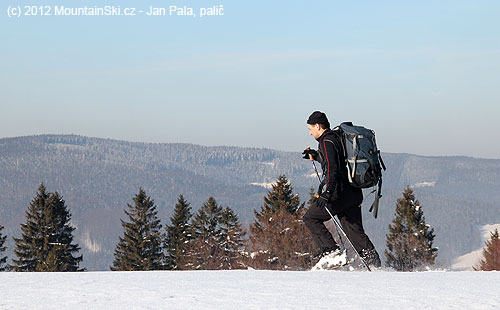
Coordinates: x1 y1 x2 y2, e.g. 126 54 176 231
321 137 341 200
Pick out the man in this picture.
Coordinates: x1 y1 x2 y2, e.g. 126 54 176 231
302 111 381 268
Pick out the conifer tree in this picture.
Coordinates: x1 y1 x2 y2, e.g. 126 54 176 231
218 206 246 269
385 186 438 271
111 188 164 271
164 194 193 270
0 224 7 271
474 229 500 271
259 175 302 215
249 175 315 270
10 184 83 272
252 175 303 235
307 187 316 206
184 197 245 270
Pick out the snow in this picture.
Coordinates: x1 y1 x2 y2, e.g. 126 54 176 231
1 270 499 309
312 249 347 270
307 172 319 178
262 162 275 167
481 224 500 239
250 182 275 189
414 181 436 188
452 223 500 271
82 236 102 253
453 249 484 271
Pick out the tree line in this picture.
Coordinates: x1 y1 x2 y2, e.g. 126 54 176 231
0 176 315 271
1 176 496 272
110 175 316 271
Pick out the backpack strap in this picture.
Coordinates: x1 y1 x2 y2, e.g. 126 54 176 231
324 129 346 193
369 177 382 219
378 150 387 171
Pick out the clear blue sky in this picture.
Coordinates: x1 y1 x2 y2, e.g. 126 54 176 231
2 1 499 158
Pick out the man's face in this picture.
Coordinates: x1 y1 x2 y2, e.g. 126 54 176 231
307 124 321 139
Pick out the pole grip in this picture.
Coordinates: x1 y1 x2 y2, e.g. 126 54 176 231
306 147 314 161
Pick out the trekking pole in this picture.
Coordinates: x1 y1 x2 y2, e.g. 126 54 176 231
323 206 372 272
307 150 346 259
307 150 371 272
306 148 322 184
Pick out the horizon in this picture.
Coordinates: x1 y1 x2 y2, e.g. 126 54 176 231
2 1 499 159
2 132 498 160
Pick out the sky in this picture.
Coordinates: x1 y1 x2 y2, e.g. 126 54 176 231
2 1 499 158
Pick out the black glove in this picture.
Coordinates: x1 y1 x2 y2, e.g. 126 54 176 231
316 189 336 209
315 192 330 208
302 148 318 160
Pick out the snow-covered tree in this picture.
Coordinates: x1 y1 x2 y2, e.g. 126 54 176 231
474 229 500 271
218 206 246 269
249 175 315 270
385 186 438 271
111 188 164 271
164 194 193 270
10 184 83 272
183 197 245 270
0 224 7 271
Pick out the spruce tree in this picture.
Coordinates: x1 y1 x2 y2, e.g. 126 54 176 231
10 184 83 272
111 188 164 271
259 175 302 215
184 197 245 270
251 175 303 239
164 194 193 270
474 229 500 271
218 207 246 269
307 187 316 206
385 186 438 271
0 224 7 271
249 175 315 270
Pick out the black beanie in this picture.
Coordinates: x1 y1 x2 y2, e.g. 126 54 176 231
307 111 329 127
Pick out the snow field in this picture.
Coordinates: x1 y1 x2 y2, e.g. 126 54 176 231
1 270 499 309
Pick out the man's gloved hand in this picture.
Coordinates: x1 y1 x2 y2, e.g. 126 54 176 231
302 148 318 160
316 191 337 208
316 192 330 208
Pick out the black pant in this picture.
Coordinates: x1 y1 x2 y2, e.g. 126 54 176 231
303 201 376 254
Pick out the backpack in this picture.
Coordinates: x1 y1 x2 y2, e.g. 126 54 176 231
335 122 386 218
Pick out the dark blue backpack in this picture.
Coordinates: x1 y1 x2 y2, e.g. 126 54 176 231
336 122 386 218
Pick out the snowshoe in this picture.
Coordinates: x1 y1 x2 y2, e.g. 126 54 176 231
312 248 348 270
361 248 381 269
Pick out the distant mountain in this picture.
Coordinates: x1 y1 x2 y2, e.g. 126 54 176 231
1 135 499 270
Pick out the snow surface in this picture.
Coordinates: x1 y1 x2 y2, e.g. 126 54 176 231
1 270 499 309
250 182 275 189
413 181 436 188
452 223 500 271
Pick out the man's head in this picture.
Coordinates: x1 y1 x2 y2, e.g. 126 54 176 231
307 111 330 139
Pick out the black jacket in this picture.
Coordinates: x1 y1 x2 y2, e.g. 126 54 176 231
316 128 363 211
